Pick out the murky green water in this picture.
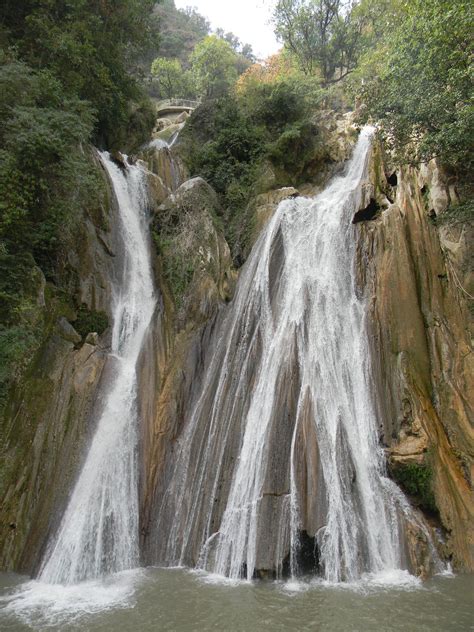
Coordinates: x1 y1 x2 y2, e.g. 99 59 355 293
1 568 473 631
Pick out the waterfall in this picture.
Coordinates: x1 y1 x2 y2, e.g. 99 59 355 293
38 153 156 585
152 126 408 582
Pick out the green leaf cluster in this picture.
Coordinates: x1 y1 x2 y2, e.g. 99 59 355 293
392 462 437 514
180 77 325 260
352 0 473 174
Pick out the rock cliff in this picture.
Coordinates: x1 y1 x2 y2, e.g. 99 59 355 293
356 145 474 570
1 115 472 577
0 157 123 572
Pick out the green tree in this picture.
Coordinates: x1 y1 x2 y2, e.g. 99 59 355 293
354 0 473 172
151 57 186 99
0 0 158 148
190 36 239 98
273 0 361 84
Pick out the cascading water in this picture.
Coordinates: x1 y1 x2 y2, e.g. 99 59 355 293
151 126 418 582
38 153 156 585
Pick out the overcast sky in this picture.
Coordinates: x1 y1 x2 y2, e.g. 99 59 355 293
174 0 281 59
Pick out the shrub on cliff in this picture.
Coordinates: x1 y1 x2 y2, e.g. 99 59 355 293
352 0 473 175
0 0 159 150
179 69 326 261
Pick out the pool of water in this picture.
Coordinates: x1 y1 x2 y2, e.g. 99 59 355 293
1 568 473 631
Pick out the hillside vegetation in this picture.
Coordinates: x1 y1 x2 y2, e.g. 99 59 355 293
0 0 472 410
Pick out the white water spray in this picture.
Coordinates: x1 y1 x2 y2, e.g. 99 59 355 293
154 126 417 582
39 153 156 585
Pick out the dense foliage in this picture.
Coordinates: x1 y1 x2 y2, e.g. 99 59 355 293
354 0 473 174
1 0 159 148
180 61 325 260
0 0 158 410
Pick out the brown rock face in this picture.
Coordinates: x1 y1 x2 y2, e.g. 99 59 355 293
1 155 127 573
356 147 474 570
139 175 237 558
140 141 187 196
0 337 109 573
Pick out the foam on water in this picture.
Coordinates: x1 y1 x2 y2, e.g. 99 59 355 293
190 568 250 588
279 568 422 596
1 569 144 628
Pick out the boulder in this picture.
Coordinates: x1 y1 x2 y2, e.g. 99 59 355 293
85 332 99 346
57 317 82 345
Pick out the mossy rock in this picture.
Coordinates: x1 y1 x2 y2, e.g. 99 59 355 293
390 461 437 514
73 305 109 338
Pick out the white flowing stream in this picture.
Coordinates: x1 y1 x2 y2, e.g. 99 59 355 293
153 126 420 582
38 153 156 585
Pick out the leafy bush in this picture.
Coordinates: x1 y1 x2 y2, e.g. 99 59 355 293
74 306 109 339
181 95 265 197
354 0 473 175
267 120 317 177
392 462 437 514
242 77 312 132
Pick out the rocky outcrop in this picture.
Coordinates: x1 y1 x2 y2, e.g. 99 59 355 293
140 175 236 553
244 187 299 255
140 117 472 578
0 156 124 572
140 140 187 197
151 177 235 327
356 144 474 570
1 335 109 572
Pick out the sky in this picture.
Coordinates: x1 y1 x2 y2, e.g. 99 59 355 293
174 0 281 60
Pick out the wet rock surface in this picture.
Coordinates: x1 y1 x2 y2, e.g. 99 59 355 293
2 115 472 581
0 157 125 572
356 143 474 570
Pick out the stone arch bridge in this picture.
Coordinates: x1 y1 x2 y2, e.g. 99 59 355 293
156 99 201 117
